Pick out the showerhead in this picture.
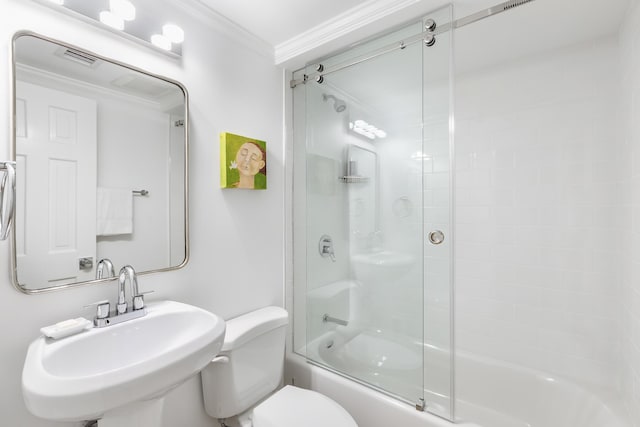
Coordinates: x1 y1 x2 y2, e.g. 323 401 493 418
322 94 347 113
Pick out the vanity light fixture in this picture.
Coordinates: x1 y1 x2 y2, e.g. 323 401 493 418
151 34 172 51
162 24 184 44
110 0 136 21
151 24 185 51
99 10 125 31
349 120 387 140
30 0 184 57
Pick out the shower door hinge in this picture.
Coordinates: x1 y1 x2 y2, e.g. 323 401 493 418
415 398 426 412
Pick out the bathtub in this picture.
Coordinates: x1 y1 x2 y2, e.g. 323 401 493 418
286 329 631 427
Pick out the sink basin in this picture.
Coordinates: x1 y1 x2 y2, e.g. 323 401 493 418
22 300 225 423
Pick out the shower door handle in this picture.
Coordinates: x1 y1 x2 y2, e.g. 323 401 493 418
428 230 445 245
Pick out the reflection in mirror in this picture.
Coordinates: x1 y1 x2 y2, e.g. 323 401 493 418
11 32 188 292
346 144 378 253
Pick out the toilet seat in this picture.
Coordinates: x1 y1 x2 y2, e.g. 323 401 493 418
252 386 357 427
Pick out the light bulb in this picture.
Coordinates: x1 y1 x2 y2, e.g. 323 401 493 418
100 11 124 30
110 0 136 21
151 34 172 51
162 24 184 44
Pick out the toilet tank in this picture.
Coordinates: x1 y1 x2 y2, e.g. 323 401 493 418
201 306 289 419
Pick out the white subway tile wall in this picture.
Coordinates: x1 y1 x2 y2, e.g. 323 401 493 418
454 35 623 392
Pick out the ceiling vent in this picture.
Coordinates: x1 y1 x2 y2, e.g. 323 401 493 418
59 48 99 67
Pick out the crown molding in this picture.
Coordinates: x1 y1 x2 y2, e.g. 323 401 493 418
274 0 423 65
178 0 275 61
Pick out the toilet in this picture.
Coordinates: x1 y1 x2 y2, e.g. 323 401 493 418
201 306 357 427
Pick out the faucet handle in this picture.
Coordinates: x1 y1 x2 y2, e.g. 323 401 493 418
84 300 110 319
116 300 127 315
133 290 154 311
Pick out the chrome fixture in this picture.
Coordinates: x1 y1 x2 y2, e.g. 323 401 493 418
339 158 370 183
322 94 347 113
319 235 336 262
95 259 116 279
425 19 437 32
117 265 144 314
0 161 16 241
323 314 348 326
290 0 538 88
424 33 436 47
90 265 149 328
424 19 437 47
85 299 111 322
428 230 445 245
132 189 149 196
78 257 94 271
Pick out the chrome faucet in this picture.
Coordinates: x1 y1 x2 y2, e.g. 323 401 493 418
95 258 115 279
116 265 145 315
87 264 149 328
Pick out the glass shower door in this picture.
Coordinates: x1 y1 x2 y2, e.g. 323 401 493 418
292 5 453 419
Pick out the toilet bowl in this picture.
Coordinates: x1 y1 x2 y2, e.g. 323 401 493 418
201 306 357 427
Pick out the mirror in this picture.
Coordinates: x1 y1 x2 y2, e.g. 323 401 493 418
11 32 188 293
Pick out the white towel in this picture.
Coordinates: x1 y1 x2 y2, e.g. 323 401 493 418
96 187 133 236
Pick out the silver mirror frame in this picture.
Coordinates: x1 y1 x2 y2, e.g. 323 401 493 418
9 31 190 294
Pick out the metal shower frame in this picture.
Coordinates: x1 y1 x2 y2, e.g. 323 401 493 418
289 0 536 88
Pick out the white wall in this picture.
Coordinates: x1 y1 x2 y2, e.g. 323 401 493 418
453 33 623 392
0 1 284 426
96 97 171 272
619 1 640 425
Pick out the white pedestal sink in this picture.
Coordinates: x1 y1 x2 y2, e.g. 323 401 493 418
22 300 226 427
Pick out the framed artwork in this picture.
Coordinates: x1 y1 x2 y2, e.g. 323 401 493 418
220 132 267 190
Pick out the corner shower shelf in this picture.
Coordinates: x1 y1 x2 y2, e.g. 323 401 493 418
339 175 369 184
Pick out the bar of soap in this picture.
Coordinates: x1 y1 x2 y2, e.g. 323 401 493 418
41 317 93 339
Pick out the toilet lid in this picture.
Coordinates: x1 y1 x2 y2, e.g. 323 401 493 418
252 386 358 427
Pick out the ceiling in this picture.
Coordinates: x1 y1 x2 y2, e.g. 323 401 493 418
195 0 631 67
197 0 371 47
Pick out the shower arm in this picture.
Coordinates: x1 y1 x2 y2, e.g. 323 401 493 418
290 0 536 88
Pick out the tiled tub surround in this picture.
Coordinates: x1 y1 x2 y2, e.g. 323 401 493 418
286 31 634 427
454 35 623 391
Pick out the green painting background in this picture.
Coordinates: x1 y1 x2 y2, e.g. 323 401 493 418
223 133 267 189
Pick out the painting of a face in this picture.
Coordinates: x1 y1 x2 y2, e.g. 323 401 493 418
235 142 265 177
220 133 267 190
